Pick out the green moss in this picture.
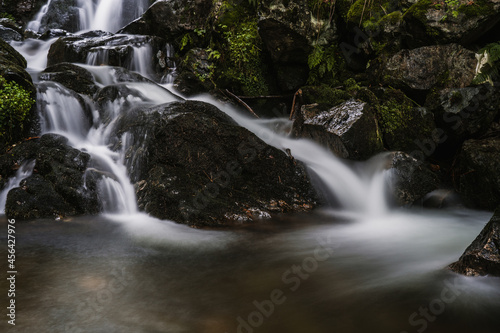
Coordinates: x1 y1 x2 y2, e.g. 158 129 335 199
0 75 35 140
457 0 492 17
301 85 349 107
404 0 434 22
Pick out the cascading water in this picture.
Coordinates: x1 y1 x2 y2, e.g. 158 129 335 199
0 160 35 213
3 2 500 333
26 0 53 32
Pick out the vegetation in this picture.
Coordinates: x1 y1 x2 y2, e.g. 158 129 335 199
0 76 35 140
473 42 500 85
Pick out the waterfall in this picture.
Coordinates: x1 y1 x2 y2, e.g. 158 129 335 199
0 160 36 213
28 0 150 33
26 0 54 32
12 0 392 220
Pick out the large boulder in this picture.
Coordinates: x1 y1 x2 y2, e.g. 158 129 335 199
379 44 477 96
2 134 101 219
112 100 320 227
449 206 500 277
455 136 500 210
404 0 500 47
292 99 384 160
375 88 436 153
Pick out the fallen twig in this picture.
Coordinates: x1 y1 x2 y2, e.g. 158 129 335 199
224 89 259 118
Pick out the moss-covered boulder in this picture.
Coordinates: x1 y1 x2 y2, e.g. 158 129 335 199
403 0 500 47
2 134 101 219
376 88 436 153
455 136 500 210
0 38 36 150
449 206 500 277
292 99 384 160
111 100 320 227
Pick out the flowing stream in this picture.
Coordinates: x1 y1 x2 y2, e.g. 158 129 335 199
0 1 499 332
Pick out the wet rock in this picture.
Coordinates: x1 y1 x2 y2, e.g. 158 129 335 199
119 0 213 40
425 84 500 146
456 136 500 210
0 22 22 41
47 33 166 78
449 206 500 277
292 99 383 160
2 134 101 219
112 100 319 227
39 28 72 40
380 44 477 94
387 151 439 206
39 63 98 96
404 0 500 47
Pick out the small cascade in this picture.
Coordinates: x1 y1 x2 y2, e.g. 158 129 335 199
162 44 177 84
77 0 149 33
85 47 110 67
37 82 91 142
26 0 53 33
129 44 154 79
0 160 36 213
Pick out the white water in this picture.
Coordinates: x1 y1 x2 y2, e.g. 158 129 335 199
0 160 36 213
26 0 53 32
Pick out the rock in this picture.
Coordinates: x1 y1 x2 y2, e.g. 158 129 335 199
257 0 337 91
380 44 477 95
292 99 383 160
404 0 500 47
112 100 319 227
425 84 500 146
449 206 500 277
259 0 336 47
119 0 213 40
456 136 500 210
387 151 439 206
39 63 98 96
0 23 22 41
376 88 436 153
47 33 166 79
39 28 72 40
2 134 101 219
175 47 216 95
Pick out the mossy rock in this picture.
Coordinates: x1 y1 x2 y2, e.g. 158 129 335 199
376 88 436 153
